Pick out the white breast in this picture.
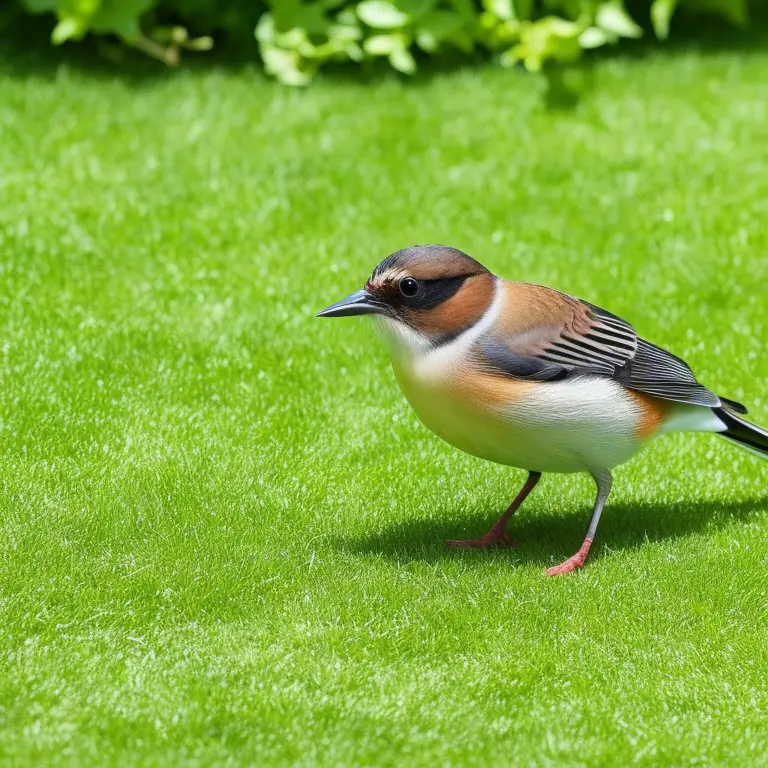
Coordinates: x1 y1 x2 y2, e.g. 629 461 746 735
392 360 644 473
503 377 645 472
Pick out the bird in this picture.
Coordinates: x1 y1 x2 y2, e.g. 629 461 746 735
317 245 767 575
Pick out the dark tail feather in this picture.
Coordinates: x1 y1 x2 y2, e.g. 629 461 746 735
715 407 768 459
719 396 748 415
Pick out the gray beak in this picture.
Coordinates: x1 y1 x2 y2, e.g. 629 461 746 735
316 289 390 318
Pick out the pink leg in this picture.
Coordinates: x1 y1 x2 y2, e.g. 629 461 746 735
546 469 612 576
446 472 541 549
546 537 593 576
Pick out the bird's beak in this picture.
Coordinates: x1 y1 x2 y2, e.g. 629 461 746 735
316 289 390 318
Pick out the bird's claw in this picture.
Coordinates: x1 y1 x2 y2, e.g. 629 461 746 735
546 538 593 576
546 553 587 576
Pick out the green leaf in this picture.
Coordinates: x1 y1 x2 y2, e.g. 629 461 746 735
691 0 748 26
651 0 677 38
513 0 533 20
416 30 436 51
327 23 363 42
337 8 358 25
363 32 407 54
276 27 310 49
498 46 518 67
345 41 364 60
446 0 475 21
60 0 101 19
509 16 582 72
357 1 410 28
416 10 463 45
272 0 330 35
595 1 642 39
579 26 612 49
91 0 154 40
483 16 521 45
255 12 275 42
261 46 314 85
484 0 513 21
19 0 57 12
52 16 87 43
185 36 214 51
448 28 474 53
389 46 416 73
416 9 468 52
396 0 435 18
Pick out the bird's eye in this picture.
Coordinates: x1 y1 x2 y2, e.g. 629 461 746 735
399 277 419 297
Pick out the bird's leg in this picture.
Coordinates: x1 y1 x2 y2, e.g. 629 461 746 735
446 471 541 549
546 469 612 576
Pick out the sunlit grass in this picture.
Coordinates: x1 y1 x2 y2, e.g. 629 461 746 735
0 48 767 765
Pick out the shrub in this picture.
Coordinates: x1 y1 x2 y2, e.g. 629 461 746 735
15 0 752 82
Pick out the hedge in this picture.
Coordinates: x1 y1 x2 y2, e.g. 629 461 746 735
12 0 753 83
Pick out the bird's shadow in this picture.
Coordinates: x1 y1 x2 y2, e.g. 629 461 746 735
335 495 767 567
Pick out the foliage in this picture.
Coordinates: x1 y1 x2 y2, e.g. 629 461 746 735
13 0 754 82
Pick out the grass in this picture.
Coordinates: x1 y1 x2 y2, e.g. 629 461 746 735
1 44 767 766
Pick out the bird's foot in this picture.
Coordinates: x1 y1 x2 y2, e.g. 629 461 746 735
546 557 584 576
545 537 593 576
445 530 518 549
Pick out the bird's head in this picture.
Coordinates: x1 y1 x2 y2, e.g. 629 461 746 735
317 245 497 354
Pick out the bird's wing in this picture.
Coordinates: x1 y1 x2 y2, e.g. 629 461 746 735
475 282 741 411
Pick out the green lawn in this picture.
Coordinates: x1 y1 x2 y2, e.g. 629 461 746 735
1 45 767 766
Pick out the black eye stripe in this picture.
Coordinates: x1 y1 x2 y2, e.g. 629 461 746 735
399 274 471 310
369 273 478 312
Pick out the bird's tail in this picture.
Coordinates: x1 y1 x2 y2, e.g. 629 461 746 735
715 406 768 459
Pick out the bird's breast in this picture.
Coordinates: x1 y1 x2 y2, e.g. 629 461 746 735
390 352 648 473
391 351 542 466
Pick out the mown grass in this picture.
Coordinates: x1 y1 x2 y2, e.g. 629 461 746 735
0 45 767 766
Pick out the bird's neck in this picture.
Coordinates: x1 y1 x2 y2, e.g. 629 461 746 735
371 316 433 362
373 277 504 364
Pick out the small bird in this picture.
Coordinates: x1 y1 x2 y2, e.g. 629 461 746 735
317 245 767 575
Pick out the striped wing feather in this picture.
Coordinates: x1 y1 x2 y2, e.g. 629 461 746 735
483 289 734 410
538 302 637 376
